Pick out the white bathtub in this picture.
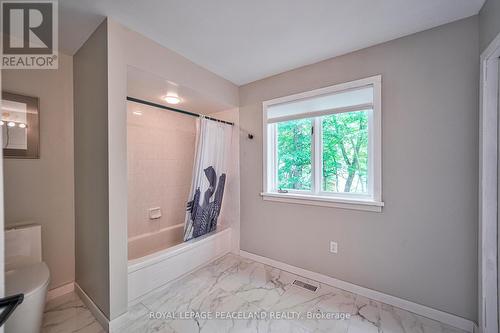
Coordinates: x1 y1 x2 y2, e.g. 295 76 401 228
127 226 232 303
128 223 185 261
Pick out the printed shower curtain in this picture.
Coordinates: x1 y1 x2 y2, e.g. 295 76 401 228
183 116 232 241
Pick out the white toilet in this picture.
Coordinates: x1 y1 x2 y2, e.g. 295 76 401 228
5 224 50 333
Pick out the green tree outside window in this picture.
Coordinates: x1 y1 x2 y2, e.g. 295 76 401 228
276 110 368 193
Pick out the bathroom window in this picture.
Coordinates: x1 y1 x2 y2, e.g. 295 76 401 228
262 76 383 211
276 118 313 191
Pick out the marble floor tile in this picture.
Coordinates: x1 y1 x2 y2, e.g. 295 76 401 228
42 254 469 333
42 292 105 333
111 303 155 333
140 269 220 315
265 278 338 314
348 296 468 333
296 285 356 333
118 318 177 333
348 296 382 333
212 261 298 310
168 288 261 333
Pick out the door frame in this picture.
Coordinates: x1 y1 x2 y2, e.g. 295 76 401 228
0 61 4 333
479 32 500 333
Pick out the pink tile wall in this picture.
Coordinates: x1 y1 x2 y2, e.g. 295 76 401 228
127 102 196 239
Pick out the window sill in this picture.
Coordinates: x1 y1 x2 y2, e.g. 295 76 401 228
260 192 384 212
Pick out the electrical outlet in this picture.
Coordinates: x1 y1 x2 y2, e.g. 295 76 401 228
330 241 338 254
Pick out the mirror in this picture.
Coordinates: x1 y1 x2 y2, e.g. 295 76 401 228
2 92 40 159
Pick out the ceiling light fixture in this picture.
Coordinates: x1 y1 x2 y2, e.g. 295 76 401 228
18 123 26 128
0 121 4 126
163 95 181 105
132 111 143 116
7 122 15 127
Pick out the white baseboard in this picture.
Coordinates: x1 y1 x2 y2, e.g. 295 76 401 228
73 282 131 333
46 282 74 301
240 250 475 333
74 282 110 332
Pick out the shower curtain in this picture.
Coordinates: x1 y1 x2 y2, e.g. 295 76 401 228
183 116 232 241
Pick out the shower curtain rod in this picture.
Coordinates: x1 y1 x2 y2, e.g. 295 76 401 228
126 96 234 126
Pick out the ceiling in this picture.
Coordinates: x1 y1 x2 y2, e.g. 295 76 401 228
60 0 485 85
127 67 232 115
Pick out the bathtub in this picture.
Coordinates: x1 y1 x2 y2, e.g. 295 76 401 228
127 226 232 303
128 223 185 260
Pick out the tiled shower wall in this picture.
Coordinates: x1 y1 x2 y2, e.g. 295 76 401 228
127 102 196 239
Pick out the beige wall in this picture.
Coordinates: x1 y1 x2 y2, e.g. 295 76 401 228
106 18 239 318
3 53 75 290
127 102 196 239
106 20 129 320
74 20 110 317
239 17 479 321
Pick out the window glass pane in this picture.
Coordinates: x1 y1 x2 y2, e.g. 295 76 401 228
277 118 312 190
322 111 369 194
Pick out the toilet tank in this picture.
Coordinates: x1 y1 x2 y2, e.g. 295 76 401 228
5 224 42 271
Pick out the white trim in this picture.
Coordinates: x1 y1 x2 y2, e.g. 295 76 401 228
0 70 4 333
479 31 500 333
261 192 383 212
262 75 382 209
75 282 110 331
46 282 74 301
267 103 374 123
313 117 321 193
372 75 382 202
240 250 474 333
262 76 380 107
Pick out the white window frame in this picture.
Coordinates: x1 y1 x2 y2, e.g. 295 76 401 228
261 75 383 212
